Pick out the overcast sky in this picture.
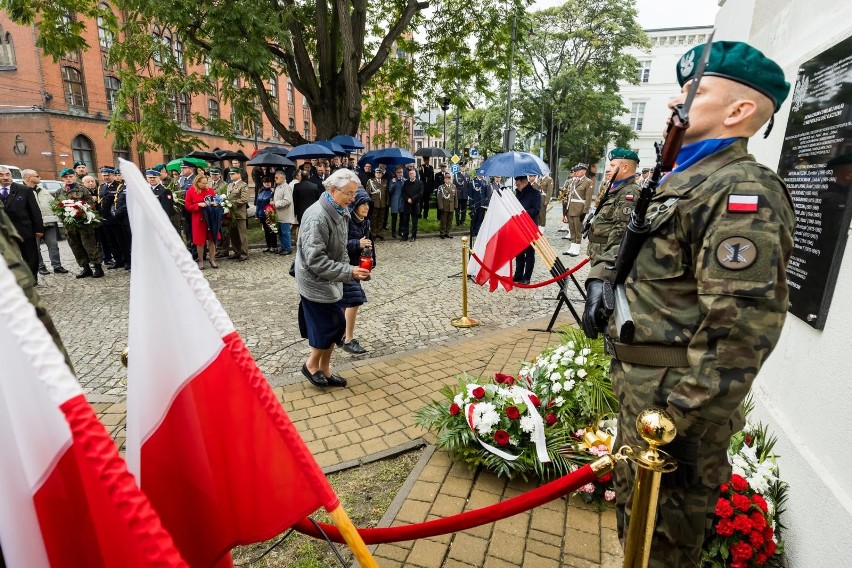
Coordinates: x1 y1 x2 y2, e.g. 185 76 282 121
531 0 719 29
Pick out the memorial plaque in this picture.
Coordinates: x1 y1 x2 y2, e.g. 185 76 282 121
778 34 852 330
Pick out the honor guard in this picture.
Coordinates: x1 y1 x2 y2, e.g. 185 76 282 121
366 168 388 240
562 164 594 256
436 174 458 239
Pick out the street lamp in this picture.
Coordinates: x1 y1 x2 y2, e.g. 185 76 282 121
440 96 451 151
503 9 518 152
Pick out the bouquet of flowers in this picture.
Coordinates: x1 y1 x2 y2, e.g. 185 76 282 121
568 420 617 504
701 399 787 567
51 199 101 229
216 195 233 227
416 328 617 480
264 204 278 233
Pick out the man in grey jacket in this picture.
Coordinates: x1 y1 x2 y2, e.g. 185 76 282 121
296 168 371 388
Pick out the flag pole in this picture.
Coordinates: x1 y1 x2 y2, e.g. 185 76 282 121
327 505 379 568
452 236 480 328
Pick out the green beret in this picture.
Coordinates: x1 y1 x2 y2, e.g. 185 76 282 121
60 168 75 177
677 40 790 112
608 147 639 163
152 163 166 172
228 167 243 174
208 167 221 174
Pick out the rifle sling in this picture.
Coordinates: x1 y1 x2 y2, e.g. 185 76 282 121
604 337 690 367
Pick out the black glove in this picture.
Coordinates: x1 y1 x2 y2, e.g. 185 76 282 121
662 437 700 488
582 279 605 339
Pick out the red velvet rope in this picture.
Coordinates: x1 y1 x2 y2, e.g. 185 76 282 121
469 251 589 289
294 464 599 544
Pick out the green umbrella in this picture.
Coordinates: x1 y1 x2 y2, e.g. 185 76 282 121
165 157 209 172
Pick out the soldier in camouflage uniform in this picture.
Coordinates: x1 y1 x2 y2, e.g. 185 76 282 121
56 168 104 278
582 41 794 565
586 147 640 276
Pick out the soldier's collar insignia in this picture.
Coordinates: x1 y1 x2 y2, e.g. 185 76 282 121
728 194 759 213
716 236 757 270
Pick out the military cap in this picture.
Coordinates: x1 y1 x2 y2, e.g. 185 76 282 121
677 40 790 112
180 159 195 169
572 163 588 172
145 169 160 177
608 147 640 162
73 161 86 168
152 163 166 172
60 168 75 177
99 166 115 174
514 175 529 181
208 167 221 174
228 167 243 174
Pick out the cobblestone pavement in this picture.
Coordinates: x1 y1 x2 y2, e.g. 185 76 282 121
37 204 589 399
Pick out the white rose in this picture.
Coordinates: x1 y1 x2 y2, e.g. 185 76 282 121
564 369 575 379
552 382 562 393
563 380 575 392
549 372 561 382
576 369 587 379
574 356 587 366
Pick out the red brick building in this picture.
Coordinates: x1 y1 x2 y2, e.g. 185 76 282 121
0 11 405 177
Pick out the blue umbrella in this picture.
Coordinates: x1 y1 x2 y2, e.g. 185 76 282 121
357 149 382 168
202 200 224 241
315 140 348 155
286 143 336 160
331 135 365 150
371 147 416 167
478 151 550 177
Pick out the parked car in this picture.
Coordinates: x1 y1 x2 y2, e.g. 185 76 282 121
0 164 23 184
40 179 64 197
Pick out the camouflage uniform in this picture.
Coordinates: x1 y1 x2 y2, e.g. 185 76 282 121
587 177 640 279
57 184 102 266
0 203 72 370
604 140 795 565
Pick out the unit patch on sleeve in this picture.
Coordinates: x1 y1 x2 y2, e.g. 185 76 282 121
716 236 757 270
727 194 759 213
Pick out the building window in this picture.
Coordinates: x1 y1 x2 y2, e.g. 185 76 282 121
288 117 295 131
72 135 95 171
0 27 16 67
208 99 219 120
303 108 310 119
268 77 277 99
97 10 114 51
62 66 86 109
637 60 651 83
152 33 161 65
104 76 120 112
113 146 131 164
231 109 243 135
629 102 646 131
177 92 190 124
174 39 184 70
303 120 310 139
287 81 293 103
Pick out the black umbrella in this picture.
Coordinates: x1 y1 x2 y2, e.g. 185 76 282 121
202 200 224 241
414 147 451 158
257 146 290 156
247 153 295 167
186 150 221 161
213 149 250 161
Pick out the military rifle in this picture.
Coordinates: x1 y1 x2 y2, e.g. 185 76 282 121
581 168 620 238
600 31 715 343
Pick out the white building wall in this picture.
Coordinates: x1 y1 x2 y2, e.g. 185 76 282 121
715 1 852 565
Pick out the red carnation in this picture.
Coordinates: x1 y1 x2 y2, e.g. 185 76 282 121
730 474 748 492
745 434 753 446
493 429 510 446
732 493 751 512
733 514 753 534
730 563 748 568
750 511 767 531
720 482 730 493
505 376 515 385
749 530 765 548
715 519 735 537
505 406 520 420
755 552 768 566
472 387 485 399
715 498 734 519
764 540 777 556
731 541 754 562
449 403 460 416
495 373 513 384
762 526 774 540
599 472 613 483
529 394 541 407
751 493 769 512
545 413 557 426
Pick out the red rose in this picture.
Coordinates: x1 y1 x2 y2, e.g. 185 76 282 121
505 376 515 385
764 540 777 556
751 494 769 512
505 406 520 420
599 472 613 483
715 498 734 519
720 483 730 493
529 394 541 407
449 403 460 416
545 413 557 426
745 434 753 446
472 387 485 399
495 373 512 384
750 511 767 531
732 493 751 512
731 541 754 562
715 519 735 537
749 530 765 548
733 514 753 534
730 474 748 493
493 429 510 446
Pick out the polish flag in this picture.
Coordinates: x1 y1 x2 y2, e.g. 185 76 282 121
728 194 760 212
468 188 537 291
121 159 339 567
0 252 185 566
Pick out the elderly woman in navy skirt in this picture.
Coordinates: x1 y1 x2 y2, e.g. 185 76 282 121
295 169 371 388
340 188 373 355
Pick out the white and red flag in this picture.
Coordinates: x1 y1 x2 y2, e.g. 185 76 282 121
121 159 339 567
468 188 540 291
0 250 185 566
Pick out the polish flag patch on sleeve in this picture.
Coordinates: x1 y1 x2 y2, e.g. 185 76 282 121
727 194 759 213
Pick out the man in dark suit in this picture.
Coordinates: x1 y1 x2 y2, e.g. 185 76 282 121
0 165 44 281
419 157 435 220
512 175 541 284
293 172 323 225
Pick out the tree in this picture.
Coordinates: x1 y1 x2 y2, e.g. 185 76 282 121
3 0 532 152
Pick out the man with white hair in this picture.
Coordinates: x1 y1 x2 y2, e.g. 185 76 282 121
295 168 371 388
23 169 68 275
0 165 43 281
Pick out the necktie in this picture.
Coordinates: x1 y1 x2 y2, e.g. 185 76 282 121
0 187 8 201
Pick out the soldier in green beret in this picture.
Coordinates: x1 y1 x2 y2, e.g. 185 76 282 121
584 41 795 565
585 147 640 274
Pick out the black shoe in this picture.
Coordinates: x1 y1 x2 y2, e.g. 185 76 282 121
342 339 367 355
301 363 328 387
409 236 416 242
76 266 93 278
54 266 69 274
124 263 131 271
92 264 105 278
38 267 50 276
108 262 124 269
326 374 348 387
446 234 453 239
336 337 344 347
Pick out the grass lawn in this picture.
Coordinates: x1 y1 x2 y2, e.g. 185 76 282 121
231 448 423 567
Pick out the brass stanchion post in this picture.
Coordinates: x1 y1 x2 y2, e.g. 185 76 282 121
451 236 479 328
622 408 677 568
